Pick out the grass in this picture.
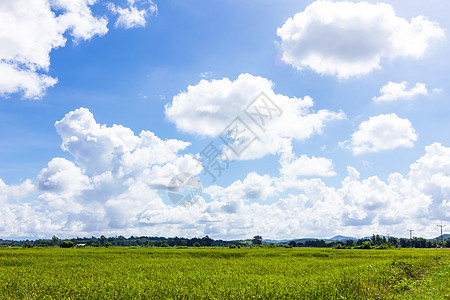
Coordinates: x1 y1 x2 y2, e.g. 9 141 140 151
0 247 448 299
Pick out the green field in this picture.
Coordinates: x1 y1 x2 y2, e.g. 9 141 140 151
0 247 448 299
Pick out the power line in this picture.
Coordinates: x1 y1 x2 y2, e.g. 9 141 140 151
437 224 446 248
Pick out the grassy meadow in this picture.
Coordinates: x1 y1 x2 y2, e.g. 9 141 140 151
0 247 448 299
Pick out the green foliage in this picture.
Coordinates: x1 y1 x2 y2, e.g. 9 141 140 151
59 241 74 248
0 247 447 299
193 242 201 247
252 235 263 245
355 241 372 249
22 242 33 248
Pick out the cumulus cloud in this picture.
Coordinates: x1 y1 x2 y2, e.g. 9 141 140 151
278 142 335 178
277 1 445 78
52 0 109 41
108 0 157 29
165 73 345 160
0 107 202 237
372 81 428 102
0 0 157 99
0 108 449 239
199 142 450 239
342 113 417 155
0 0 108 99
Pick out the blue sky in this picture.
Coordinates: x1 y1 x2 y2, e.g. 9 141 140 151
0 0 449 240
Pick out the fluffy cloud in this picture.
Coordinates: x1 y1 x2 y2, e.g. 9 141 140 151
108 0 157 29
0 178 35 204
277 1 445 78
165 73 345 160
0 107 203 237
199 142 450 239
52 0 109 41
0 108 449 239
342 113 417 155
278 142 335 178
0 0 157 99
373 81 428 102
0 0 108 99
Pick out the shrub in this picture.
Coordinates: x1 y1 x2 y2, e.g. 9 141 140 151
60 241 74 248
355 241 372 249
23 242 33 248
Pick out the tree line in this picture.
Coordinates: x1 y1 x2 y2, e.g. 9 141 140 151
0 234 448 248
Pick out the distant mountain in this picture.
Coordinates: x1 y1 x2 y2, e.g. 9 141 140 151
433 234 450 240
329 235 357 241
262 239 289 243
262 238 321 244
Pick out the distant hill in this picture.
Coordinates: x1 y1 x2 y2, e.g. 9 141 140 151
263 239 289 243
433 234 450 240
263 238 321 244
329 235 357 241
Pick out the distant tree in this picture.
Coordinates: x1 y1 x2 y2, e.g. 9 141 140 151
105 242 111 248
388 237 398 247
60 241 74 248
289 241 297 247
23 242 33 248
100 235 107 246
201 236 213 247
193 242 201 247
252 235 263 245
333 244 345 249
51 236 60 247
359 241 372 249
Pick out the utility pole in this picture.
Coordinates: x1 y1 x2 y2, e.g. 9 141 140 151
437 224 446 248
407 229 414 248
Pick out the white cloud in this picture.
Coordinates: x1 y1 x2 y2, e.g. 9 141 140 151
0 178 35 204
165 73 345 160
108 0 157 29
0 108 449 239
277 1 445 78
342 113 417 155
199 141 450 239
0 63 58 99
0 0 108 99
205 172 276 204
373 81 428 102
6 107 201 236
52 0 108 41
278 142 335 178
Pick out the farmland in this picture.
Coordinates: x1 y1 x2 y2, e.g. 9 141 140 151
0 247 448 299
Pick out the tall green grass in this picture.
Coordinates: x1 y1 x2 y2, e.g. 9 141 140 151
0 247 448 299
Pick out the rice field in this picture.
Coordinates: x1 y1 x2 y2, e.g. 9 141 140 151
0 247 448 299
